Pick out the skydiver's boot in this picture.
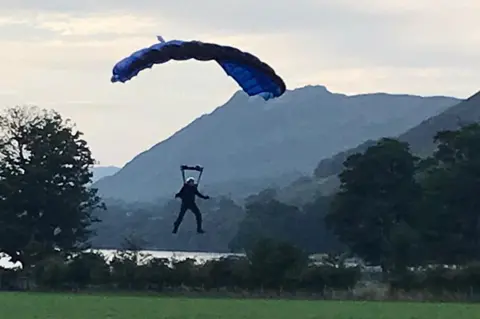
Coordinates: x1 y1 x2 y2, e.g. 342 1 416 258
196 221 205 234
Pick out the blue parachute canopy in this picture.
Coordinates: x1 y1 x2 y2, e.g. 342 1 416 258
111 37 286 100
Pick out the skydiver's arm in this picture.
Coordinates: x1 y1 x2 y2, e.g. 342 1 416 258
195 188 209 199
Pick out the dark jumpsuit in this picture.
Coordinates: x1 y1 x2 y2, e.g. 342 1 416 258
174 183 208 233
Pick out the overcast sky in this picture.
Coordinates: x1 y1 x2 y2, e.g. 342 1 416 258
0 1 478 167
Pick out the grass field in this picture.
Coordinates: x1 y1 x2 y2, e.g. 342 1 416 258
2 292 480 318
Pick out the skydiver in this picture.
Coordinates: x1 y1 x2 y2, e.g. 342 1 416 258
173 177 209 234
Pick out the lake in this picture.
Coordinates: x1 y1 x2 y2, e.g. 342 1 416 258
1 250 372 270
0 249 244 269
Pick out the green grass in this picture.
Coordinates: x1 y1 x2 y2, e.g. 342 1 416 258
2 292 480 318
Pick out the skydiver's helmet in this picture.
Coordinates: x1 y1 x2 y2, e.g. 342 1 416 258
186 177 195 185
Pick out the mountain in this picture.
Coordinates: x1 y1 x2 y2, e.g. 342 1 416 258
92 166 121 183
93 85 459 203
314 91 480 181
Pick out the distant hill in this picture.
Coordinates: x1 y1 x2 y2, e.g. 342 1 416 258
92 166 121 183
314 91 480 181
93 85 459 203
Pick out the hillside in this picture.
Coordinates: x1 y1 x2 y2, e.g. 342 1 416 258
314 90 480 181
93 85 459 203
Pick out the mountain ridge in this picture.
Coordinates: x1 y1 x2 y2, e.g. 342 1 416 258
94 85 460 203
91 166 121 183
314 90 480 181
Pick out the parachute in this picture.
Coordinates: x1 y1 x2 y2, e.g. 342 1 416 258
111 36 286 100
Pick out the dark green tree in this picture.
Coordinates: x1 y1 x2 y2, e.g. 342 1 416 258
420 123 480 264
247 238 308 290
66 252 110 288
325 138 422 274
230 194 340 254
301 194 343 254
229 199 302 252
0 106 104 267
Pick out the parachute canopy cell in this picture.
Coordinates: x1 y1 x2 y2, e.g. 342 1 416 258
111 37 286 100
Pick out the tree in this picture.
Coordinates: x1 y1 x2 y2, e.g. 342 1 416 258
301 195 343 254
66 252 110 288
419 123 480 264
246 238 308 290
0 106 104 267
325 138 422 274
229 199 302 252
230 193 340 254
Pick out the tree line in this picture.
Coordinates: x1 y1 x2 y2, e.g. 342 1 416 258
1 238 360 296
1 105 480 298
232 121 480 272
3 238 480 299
326 124 480 274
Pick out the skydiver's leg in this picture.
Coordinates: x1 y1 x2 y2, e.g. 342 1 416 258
173 203 188 233
190 204 204 233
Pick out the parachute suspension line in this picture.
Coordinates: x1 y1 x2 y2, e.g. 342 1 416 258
180 166 204 185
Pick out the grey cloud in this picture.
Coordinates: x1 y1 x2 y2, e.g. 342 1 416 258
2 0 122 13
4 0 475 56
0 23 58 41
4 0 459 67
4 0 405 35
306 33 480 70
2 1 478 85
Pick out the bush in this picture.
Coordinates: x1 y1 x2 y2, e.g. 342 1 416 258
0 240 362 295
